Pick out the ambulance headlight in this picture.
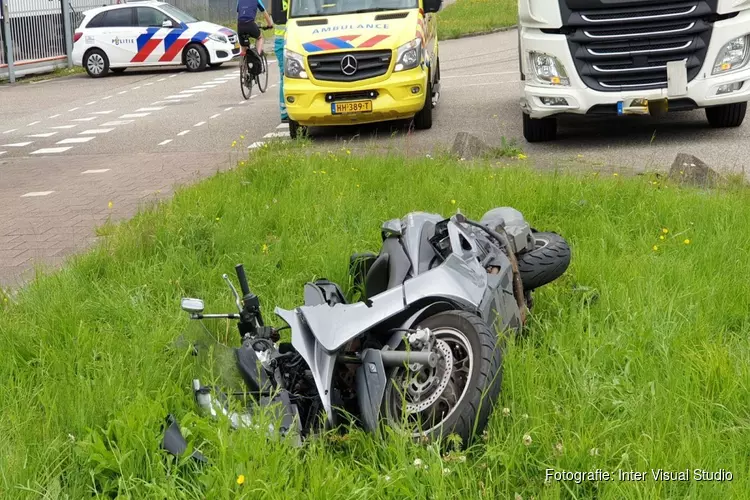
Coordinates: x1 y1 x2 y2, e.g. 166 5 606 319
284 49 307 79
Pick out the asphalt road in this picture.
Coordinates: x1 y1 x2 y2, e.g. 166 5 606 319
2 29 749 286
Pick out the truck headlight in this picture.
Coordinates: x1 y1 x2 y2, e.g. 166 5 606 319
395 38 422 72
712 36 750 75
284 49 307 79
208 33 228 44
528 51 569 86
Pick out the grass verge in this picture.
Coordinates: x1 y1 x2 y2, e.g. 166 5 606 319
1 142 749 498
438 0 517 40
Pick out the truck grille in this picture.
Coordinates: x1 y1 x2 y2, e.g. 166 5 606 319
563 1 714 92
307 50 392 82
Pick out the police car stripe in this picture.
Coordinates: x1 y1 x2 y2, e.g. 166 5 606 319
163 29 186 52
136 27 160 53
159 39 190 62
132 38 162 62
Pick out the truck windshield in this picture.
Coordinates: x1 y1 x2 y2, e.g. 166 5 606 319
290 0 418 18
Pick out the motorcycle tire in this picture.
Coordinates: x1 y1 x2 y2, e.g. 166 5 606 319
382 310 503 447
517 231 571 290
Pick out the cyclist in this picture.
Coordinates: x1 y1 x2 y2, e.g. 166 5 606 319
271 0 289 122
237 0 273 73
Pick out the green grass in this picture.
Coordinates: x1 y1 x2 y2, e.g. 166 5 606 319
0 66 85 85
1 142 749 499
438 0 517 40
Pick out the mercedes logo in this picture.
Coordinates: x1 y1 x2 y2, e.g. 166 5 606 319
340 54 358 76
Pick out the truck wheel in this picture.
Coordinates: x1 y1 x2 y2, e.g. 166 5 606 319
382 310 503 447
517 231 571 290
522 112 556 142
414 80 433 130
705 102 747 128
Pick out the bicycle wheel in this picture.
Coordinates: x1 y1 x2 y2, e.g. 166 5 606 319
256 52 269 93
240 55 253 100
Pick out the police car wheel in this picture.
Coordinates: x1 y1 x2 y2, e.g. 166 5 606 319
84 49 109 78
184 44 208 72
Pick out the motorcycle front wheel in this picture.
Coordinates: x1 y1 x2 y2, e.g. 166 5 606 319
382 310 503 447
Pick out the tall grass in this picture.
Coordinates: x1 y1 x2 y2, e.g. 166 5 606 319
438 0 517 40
1 142 748 498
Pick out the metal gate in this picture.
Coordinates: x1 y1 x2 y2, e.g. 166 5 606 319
8 0 67 65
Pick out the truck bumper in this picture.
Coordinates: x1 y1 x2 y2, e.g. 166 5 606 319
284 67 428 127
520 13 750 119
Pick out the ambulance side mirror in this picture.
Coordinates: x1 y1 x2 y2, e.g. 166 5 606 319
424 0 442 13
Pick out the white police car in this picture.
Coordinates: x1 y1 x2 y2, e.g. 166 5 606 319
72 1 240 77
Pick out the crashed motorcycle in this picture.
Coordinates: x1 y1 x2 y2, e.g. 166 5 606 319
176 208 570 447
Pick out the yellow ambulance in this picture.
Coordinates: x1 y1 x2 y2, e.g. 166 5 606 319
281 0 442 138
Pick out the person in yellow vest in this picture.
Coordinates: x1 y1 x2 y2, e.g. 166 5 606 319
271 0 289 122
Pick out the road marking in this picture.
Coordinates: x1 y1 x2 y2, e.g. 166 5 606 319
102 95 113 100
101 120 134 126
158 139 172 146
144 82 154 86
72 117 97 122
270 84 276 88
79 128 114 135
276 123 289 129
27 132 58 138
442 71 518 79
51 125 77 129
224 107 233 111
136 107 165 112
263 132 289 139
158 78 166 82
133 86 142 89
169 74 177 78
0 151 5 156
208 80 228 84
86 101 97 105
21 191 54 197
91 110 114 115
82 168 110 174
248 142 264 149
2 142 33 147
58 137 94 144
180 89 206 93
239 101 247 105
118 90 128 95
209 113 221 119
31 147 72 155
443 80 520 89
194 121 206 127
27 121 40 126
165 95 187 99
49 114 61 119
3 129 18 134
177 130 190 136
68 107 79 111
120 113 151 118
250 95 258 99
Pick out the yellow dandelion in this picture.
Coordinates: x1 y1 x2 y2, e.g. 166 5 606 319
659 235 665 241
356 184 360 188
684 239 691 245
240 135 245 140
517 153 527 160
613 173 619 177
215 217 221 222
653 245 659 251
346 150 351 155
320 170 327 174
236 474 245 485
662 228 669 234
231 141 237 147
108 201 113 209
262 243 269 254
451 199 456 205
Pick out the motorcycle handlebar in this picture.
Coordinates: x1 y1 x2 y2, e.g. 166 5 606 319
235 264 251 296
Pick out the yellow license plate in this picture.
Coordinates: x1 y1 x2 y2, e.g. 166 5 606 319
332 100 372 114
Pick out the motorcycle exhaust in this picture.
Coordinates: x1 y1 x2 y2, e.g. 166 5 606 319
339 350 437 368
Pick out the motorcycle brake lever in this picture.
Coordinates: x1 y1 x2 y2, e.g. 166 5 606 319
222 274 243 314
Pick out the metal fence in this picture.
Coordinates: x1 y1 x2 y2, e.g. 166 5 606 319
1 0 238 82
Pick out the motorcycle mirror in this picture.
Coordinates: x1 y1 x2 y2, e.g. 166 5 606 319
181 298 205 314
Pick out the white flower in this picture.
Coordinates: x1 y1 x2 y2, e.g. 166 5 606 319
502 407 510 417
384 475 391 482
413 458 423 468
442 467 451 475
523 434 532 446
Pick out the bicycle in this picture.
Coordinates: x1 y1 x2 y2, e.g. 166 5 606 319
240 26 273 100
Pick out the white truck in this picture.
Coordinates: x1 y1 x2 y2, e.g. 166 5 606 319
518 0 750 141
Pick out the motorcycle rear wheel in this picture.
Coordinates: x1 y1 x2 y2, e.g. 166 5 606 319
382 310 503 447
517 231 571 290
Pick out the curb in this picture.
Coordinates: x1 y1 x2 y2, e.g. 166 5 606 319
444 25 518 40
